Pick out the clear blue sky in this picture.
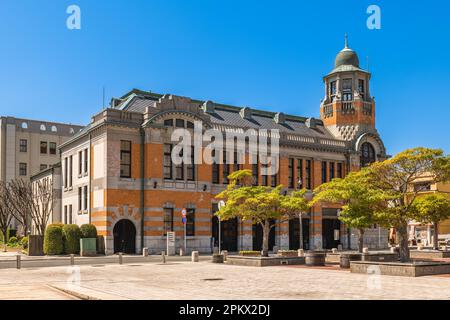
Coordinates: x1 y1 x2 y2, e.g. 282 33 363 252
0 0 449 155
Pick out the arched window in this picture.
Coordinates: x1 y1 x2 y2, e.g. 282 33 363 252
51 125 57 132
21 122 28 129
360 142 376 167
40 124 46 131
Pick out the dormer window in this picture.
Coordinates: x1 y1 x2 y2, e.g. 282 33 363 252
329 80 337 98
164 119 174 127
175 119 185 128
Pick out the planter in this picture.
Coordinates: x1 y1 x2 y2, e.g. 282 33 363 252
350 260 450 277
340 253 362 269
239 251 261 257
277 250 298 257
305 252 326 266
80 238 97 257
212 254 224 263
410 250 450 259
226 256 305 267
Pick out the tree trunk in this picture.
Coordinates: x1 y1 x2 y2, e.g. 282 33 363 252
397 223 410 262
433 221 439 250
261 221 270 257
358 228 365 253
1 231 7 252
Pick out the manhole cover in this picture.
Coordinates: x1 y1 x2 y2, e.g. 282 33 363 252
91 265 105 267
202 278 224 281
128 265 143 267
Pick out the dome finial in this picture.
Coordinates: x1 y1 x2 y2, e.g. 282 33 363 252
344 33 349 48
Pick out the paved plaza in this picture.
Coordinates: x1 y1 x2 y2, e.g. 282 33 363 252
1 259 450 300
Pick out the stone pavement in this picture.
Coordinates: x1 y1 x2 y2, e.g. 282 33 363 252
1 261 450 300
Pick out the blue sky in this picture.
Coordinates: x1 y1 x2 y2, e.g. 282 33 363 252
0 0 449 155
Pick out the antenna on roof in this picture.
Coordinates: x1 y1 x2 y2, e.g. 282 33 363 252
344 33 349 48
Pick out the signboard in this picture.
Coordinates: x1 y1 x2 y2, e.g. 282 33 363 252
218 201 225 210
182 217 187 224
334 229 340 241
166 231 176 256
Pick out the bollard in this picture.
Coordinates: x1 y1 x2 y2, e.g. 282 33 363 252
221 250 228 262
390 247 396 253
162 251 166 263
70 254 75 266
179 248 184 256
142 247 149 257
298 249 304 257
191 251 199 262
331 248 338 254
362 247 369 254
16 255 21 270
118 252 123 265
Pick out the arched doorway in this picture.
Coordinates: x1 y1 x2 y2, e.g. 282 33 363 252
360 142 376 167
113 219 136 254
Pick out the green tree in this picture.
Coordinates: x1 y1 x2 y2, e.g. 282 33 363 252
367 147 450 262
312 170 388 253
216 170 309 257
412 193 450 250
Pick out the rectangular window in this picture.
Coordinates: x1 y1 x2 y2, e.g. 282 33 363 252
19 163 27 176
270 173 278 187
64 206 67 224
358 79 365 93
175 119 185 128
186 121 194 129
49 142 57 155
64 157 68 188
163 208 174 235
222 151 230 184
78 187 82 213
329 162 335 181
233 151 240 172
321 161 327 184
84 148 88 174
40 164 47 171
78 151 82 175
19 139 27 152
163 144 173 179
186 208 195 236
261 163 268 186
120 141 131 178
69 156 73 187
69 205 73 224
175 148 184 181
297 159 303 189
337 163 343 178
83 186 88 211
187 146 195 181
342 78 353 101
414 182 432 192
40 141 48 154
330 81 337 96
288 158 294 188
305 160 312 189
252 163 259 186
212 150 220 184
164 119 173 127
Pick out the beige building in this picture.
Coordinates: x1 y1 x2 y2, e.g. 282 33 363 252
0 116 83 230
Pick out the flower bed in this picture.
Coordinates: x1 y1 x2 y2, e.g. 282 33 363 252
277 250 298 257
239 251 261 257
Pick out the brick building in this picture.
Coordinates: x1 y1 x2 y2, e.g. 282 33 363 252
59 39 388 254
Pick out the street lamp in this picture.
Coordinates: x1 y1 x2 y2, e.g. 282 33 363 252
218 200 226 254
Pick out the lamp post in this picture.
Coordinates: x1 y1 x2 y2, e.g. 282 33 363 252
218 201 226 254
297 178 303 250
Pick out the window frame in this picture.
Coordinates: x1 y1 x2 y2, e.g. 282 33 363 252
19 139 27 153
186 208 195 236
40 141 48 154
120 141 132 178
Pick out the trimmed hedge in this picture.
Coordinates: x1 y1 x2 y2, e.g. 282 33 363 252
62 224 81 254
44 224 64 255
80 224 97 239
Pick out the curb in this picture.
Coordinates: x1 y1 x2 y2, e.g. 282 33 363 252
47 285 101 300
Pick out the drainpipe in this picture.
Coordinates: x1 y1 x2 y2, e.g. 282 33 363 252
345 152 351 249
89 133 92 224
140 128 145 253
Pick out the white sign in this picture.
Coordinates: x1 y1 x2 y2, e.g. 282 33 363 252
218 200 226 210
182 208 187 217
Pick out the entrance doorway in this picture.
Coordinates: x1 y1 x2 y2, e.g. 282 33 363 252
252 221 275 251
289 218 310 250
113 219 136 254
322 219 341 249
211 216 238 252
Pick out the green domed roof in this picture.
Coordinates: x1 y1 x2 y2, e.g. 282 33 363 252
335 47 360 68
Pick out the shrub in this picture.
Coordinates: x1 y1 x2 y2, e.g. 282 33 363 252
80 224 97 239
44 224 64 255
8 236 18 245
239 250 261 257
20 236 29 249
62 224 81 254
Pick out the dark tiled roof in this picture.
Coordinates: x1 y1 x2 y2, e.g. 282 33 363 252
115 89 334 139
